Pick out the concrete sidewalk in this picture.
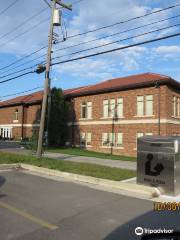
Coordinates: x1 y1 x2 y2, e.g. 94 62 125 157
43 152 136 170
0 147 136 171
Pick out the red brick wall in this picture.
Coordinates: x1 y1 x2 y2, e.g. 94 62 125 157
68 84 180 156
0 103 41 140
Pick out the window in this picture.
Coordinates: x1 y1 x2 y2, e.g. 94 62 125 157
117 98 123 118
80 132 92 146
173 96 176 116
86 133 92 146
81 102 87 119
110 99 115 118
117 133 123 147
14 109 19 121
80 132 86 146
137 96 144 116
146 95 153 116
102 133 123 147
177 98 180 117
102 133 109 146
136 133 144 148
87 102 92 119
109 133 115 146
81 102 92 119
103 100 109 118
146 133 153 136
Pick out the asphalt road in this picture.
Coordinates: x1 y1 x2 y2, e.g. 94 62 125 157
0 141 20 149
0 170 180 240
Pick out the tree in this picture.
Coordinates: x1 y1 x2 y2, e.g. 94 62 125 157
47 87 69 147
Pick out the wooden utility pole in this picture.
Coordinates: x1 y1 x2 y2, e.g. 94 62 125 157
37 0 72 157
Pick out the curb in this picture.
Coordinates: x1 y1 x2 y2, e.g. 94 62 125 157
0 163 160 199
0 164 20 170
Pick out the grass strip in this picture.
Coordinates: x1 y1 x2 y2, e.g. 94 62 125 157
48 147 136 162
0 151 136 181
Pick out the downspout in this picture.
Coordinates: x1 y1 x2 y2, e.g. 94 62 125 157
21 104 25 140
71 98 75 147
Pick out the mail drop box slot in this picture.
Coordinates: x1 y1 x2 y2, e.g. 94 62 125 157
137 136 180 195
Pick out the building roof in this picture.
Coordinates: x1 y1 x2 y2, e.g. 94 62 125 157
64 72 180 97
0 72 179 107
0 91 43 108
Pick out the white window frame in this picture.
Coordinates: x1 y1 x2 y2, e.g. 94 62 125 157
80 132 86 146
110 99 115 118
103 100 109 118
102 133 109 146
177 97 180 117
137 96 144 116
116 133 123 147
86 132 92 146
81 102 92 119
173 96 176 117
145 95 153 116
117 98 123 118
87 102 92 119
109 133 115 146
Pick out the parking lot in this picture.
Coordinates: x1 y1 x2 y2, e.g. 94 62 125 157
0 170 179 240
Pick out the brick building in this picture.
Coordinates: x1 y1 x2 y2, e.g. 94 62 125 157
0 72 180 156
0 91 42 140
66 73 180 156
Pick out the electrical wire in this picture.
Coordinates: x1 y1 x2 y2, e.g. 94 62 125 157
71 0 86 4
0 87 43 99
0 16 49 49
42 0 51 8
0 1 180 74
0 46 47 72
0 20 179 79
51 22 180 61
1 13 180 76
1 31 180 85
0 71 34 84
0 0 20 16
0 2 179 73
51 32 180 66
60 2 180 41
0 7 48 42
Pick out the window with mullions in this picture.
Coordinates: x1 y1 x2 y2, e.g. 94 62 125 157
81 102 92 119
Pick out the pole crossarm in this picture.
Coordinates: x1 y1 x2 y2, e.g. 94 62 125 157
55 0 72 10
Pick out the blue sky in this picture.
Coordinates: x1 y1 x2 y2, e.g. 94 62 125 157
0 0 180 101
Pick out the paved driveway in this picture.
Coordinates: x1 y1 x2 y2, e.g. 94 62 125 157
0 170 179 240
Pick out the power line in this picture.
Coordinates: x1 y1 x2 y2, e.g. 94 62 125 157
1 13 180 75
0 0 20 16
0 46 47 72
53 14 180 55
71 0 86 4
0 16 49 49
42 0 51 8
0 2 179 73
1 31 180 85
0 65 37 79
0 7 48 42
51 22 180 61
0 71 34 84
0 20 179 79
51 32 180 66
62 2 180 40
0 86 43 99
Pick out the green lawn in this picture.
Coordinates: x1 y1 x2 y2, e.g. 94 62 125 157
0 151 136 181
48 147 136 162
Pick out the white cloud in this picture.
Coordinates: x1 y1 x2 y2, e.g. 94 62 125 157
153 45 180 59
